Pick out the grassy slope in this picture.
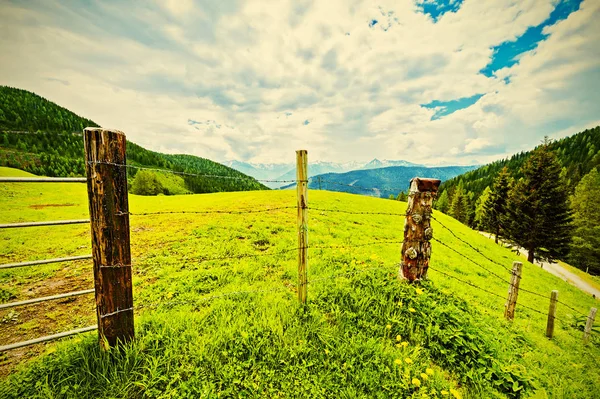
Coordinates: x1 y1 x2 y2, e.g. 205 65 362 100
0 166 598 398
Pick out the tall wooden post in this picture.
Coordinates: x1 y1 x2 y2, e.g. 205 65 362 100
400 177 440 281
583 307 597 344
84 128 134 348
296 150 308 304
504 261 523 320
546 290 558 338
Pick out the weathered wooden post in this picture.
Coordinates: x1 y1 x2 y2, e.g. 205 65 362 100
84 127 134 348
296 150 308 304
504 261 523 320
583 307 597 344
546 290 558 338
400 177 441 281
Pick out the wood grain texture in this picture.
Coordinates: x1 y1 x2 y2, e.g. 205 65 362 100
504 261 522 320
546 290 558 338
296 150 308 304
400 177 440 281
84 127 134 348
583 307 597 344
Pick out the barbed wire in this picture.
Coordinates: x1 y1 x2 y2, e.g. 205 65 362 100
127 206 297 217
309 207 406 217
317 179 407 195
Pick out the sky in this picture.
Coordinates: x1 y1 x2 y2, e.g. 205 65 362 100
0 0 599 166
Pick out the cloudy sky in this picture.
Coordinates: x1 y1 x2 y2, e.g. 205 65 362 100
1 0 599 165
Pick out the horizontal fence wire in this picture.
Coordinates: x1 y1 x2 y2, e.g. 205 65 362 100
0 325 98 352
316 179 407 195
127 206 297 217
0 177 87 183
0 254 92 270
309 207 406 216
0 289 94 310
86 161 297 184
0 219 89 229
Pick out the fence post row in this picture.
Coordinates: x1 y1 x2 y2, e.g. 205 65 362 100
84 127 134 348
583 307 597 344
296 150 308 304
400 177 440 282
546 290 558 338
504 261 522 320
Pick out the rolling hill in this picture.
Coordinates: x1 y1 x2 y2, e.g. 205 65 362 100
0 86 267 194
0 166 598 397
289 165 478 198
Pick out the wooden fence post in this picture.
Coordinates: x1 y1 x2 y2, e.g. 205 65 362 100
84 128 134 348
296 150 308 304
504 261 522 320
583 307 597 344
400 177 440 281
546 290 558 338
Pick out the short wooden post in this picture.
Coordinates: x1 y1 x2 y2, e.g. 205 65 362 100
84 128 134 348
504 261 522 320
400 177 440 281
583 307 597 344
546 290 558 338
296 150 308 304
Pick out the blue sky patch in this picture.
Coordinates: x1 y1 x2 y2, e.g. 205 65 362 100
421 93 484 120
416 0 464 22
481 0 583 77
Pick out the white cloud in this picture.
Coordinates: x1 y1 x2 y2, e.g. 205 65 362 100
0 0 598 166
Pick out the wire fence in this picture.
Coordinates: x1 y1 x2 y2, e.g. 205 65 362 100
1 155 597 354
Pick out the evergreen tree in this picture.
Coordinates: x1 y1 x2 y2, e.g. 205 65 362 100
483 167 511 243
474 186 492 230
568 168 600 274
396 191 407 202
504 139 572 263
435 190 450 214
450 182 468 223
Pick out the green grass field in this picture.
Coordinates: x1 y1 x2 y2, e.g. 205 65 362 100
0 166 598 398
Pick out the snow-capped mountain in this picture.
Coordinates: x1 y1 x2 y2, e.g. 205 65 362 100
361 159 424 169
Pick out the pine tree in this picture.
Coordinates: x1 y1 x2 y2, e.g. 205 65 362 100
504 139 572 263
568 168 600 274
397 191 407 202
483 167 511 243
450 182 468 223
435 190 450 214
474 186 492 230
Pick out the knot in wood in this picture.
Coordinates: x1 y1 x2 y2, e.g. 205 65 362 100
406 247 418 259
424 227 433 240
411 213 422 224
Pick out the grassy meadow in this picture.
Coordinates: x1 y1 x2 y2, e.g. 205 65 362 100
0 166 598 398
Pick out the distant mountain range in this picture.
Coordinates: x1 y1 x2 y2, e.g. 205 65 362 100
280 165 478 198
224 159 425 188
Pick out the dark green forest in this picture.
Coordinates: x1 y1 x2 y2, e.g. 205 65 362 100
0 86 267 194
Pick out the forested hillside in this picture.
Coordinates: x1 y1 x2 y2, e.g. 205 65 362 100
304 165 477 198
440 126 600 200
0 86 267 194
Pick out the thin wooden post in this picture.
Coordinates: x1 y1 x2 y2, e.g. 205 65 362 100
400 177 440 281
84 128 134 348
546 290 558 338
583 307 597 344
504 261 523 320
296 150 308 304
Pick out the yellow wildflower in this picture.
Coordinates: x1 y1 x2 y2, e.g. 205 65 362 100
420 373 428 380
415 288 423 295
426 368 434 375
412 378 421 387
324 349 329 355
404 357 413 364
396 343 401 348
386 324 392 329
396 335 402 341
401 341 409 347
409 308 416 313
450 388 462 399
441 390 449 396
394 358 402 366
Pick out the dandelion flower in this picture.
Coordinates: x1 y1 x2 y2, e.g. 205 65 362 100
396 335 402 341
441 390 449 396
426 368 434 375
404 358 413 364
415 288 423 295
412 378 421 387
324 349 329 355
409 308 416 313
420 373 429 380
396 343 401 348
401 341 409 347
386 324 392 329
394 359 402 366
450 388 462 399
